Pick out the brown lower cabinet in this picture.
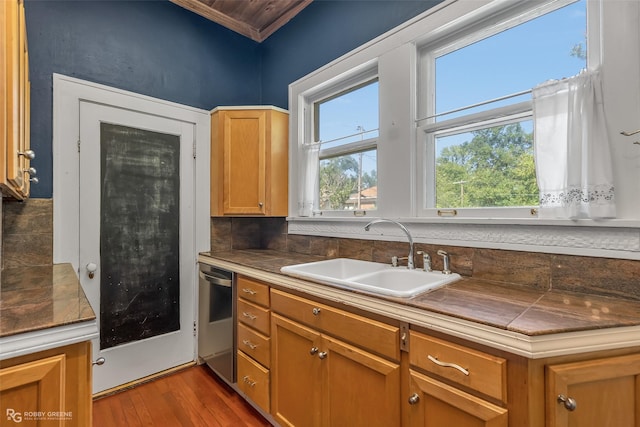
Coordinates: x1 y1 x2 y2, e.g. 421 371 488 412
233 279 640 427
408 369 508 427
270 312 401 427
270 289 401 427
236 275 272 413
408 330 508 427
0 341 92 427
546 353 640 427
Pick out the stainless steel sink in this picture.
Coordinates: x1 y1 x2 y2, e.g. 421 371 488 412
280 258 460 298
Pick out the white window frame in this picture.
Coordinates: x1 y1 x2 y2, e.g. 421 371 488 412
288 0 640 260
416 0 596 218
309 72 379 216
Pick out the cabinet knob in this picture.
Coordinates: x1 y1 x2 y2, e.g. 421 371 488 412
258 202 264 208
23 167 37 176
92 357 105 366
318 351 327 359
408 393 420 405
557 394 577 411
310 347 319 356
19 149 35 159
312 307 321 316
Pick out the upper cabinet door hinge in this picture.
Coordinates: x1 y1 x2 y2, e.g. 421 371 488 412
77 139 81 153
193 142 196 159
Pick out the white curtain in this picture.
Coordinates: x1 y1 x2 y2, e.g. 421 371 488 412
532 68 616 219
297 143 320 216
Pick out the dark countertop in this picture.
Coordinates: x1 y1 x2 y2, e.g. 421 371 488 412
200 249 640 337
0 264 96 338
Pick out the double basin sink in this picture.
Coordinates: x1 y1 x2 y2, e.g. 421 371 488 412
280 258 461 298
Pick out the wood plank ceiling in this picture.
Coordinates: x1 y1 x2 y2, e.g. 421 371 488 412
170 0 313 42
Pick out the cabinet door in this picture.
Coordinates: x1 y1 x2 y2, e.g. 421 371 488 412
222 110 266 215
322 335 401 427
1 0 30 199
271 313 322 427
546 353 640 427
2 0 21 194
0 342 92 427
0 354 65 422
408 369 508 427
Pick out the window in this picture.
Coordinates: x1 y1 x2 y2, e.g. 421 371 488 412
305 77 379 214
418 0 588 216
289 0 639 255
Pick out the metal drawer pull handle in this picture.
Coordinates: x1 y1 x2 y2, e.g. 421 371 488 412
312 307 321 316
242 376 256 387
242 339 257 350
92 357 105 366
557 394 577 411
242 288 257 295
427 355 469 376
242 312 257 320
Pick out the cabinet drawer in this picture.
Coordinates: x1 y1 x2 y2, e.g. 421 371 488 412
237 276 270 307
238 299 270 336
271 289 400 361
409 331 507 402
238 322 270 368
237 351 270 412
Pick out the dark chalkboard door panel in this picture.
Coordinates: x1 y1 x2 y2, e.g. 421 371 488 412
99 122 181 349
79 101 196 393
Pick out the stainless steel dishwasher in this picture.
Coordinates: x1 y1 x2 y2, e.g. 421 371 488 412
198 262 235 385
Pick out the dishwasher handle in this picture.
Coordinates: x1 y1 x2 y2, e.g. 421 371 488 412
199 270 232 287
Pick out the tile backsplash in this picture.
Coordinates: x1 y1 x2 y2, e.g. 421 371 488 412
2 202 637 301
211 216 640 301
2 198 53 270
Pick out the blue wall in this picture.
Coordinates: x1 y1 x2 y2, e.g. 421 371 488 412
260 0 442 109
25 0 261 198
24 0 440 198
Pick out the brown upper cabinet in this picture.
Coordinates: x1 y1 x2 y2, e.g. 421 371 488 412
1 0 33 200
210 107 288 216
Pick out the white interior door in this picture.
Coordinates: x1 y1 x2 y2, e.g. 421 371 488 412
79 100 196 393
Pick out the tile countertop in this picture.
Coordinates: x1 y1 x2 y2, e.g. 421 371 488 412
0 264 98 360
200 249 640 359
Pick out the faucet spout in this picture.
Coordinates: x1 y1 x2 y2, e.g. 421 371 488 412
364 219 415 269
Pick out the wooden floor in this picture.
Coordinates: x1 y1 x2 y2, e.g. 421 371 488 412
93 365 271 427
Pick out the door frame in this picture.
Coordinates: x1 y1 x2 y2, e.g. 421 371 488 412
52 73 210 362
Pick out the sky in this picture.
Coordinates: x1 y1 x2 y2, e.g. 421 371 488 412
315 0 586 175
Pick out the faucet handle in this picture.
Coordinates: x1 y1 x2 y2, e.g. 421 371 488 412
436 250 451 274
416 251 432 272
392 256 409 267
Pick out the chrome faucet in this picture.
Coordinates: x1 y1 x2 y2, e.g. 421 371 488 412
364 219 415 269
